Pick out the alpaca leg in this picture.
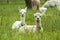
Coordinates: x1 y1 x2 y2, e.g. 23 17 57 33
32 2 35 10
37 4 39 10
25 0 28 7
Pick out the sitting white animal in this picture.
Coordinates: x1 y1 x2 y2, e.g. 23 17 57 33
43 0 60 11
19 13 44 33
43 0 56 7
12 7 27 29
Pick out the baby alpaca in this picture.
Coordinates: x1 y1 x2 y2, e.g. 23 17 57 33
18 7 27 25
19 13 44 33
12 7 27 29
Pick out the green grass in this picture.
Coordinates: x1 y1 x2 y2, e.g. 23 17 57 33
0 0 60 40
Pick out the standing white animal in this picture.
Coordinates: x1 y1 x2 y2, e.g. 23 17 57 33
12 7 27 29
19 13 46 33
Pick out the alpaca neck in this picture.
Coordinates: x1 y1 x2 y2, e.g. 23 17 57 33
36 18 41 31
21 14 25 26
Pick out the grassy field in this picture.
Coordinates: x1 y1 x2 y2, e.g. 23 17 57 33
0 0 60 40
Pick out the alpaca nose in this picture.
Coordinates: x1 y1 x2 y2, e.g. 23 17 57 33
37 18 39 22
37 18 39 20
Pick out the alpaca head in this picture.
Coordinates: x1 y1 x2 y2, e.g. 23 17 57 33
18 7 27 15
18 7 27 18
34 13 42 22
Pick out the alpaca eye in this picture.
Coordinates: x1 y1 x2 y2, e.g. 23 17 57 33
40 16 41 17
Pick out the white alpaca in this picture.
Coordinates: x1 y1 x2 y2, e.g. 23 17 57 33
12 7 27 29
19 13 46 33
18 7 27 25
43 0 60 7
43 0 56 7
43 0 60 11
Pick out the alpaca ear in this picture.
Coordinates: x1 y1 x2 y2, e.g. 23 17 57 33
18 7 21 13
34 14 36 16
25 7 27 11
18 7 21 11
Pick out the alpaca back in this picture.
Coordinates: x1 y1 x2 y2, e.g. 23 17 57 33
19 25 37 33
12 21 22 29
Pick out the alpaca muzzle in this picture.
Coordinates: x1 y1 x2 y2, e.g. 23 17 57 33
37 18 39 22
22 14 24 17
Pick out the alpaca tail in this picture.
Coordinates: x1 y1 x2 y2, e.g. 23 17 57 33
25 7 27 11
